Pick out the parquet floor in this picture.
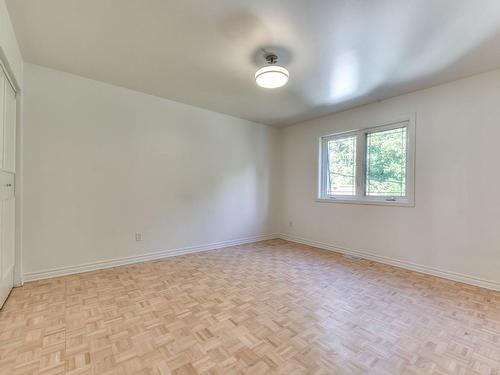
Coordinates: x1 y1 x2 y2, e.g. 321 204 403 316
1 240 500 375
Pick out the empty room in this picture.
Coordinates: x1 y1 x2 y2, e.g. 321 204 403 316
1 0 500 374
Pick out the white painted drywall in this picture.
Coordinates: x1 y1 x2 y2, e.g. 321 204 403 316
0 0 22 86
22 63 280 276
21 60 500 286
279 69 500 284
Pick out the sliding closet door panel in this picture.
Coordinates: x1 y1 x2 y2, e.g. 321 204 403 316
0 66 15 308
0 171 14 307
3 80 15 172
0 74 4 169
0 170 13 199
2 198 15 279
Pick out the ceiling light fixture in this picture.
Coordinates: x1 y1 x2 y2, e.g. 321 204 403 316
255 53 289 89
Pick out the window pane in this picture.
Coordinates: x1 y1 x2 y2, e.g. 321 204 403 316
326 136 356 195
366 127 407 196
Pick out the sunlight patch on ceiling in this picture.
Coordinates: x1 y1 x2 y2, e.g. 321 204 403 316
329 51 360 101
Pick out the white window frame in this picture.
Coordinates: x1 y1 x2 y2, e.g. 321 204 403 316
317 115 415 207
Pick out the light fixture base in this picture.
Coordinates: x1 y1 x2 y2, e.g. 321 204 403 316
265 54 278 65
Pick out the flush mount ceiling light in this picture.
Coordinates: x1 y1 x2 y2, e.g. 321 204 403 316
255 53 289 89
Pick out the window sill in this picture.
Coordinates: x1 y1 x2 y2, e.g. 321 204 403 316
316 197 414 207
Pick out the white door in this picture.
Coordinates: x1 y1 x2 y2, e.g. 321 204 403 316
0 67 16 308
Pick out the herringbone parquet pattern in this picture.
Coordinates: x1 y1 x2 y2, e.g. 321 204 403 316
1 239 500 374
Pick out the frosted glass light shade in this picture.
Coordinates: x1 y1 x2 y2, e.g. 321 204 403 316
255 65 289 88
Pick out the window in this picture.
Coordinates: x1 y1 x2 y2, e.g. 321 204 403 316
319 117 415 206
325 135 357 196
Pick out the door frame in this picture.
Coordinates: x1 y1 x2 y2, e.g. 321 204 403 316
0 49 23 287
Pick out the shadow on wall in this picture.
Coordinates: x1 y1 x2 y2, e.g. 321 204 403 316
145 115 274 245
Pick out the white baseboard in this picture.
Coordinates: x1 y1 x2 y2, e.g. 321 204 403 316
23 233 279 282
279 233 500 292
24 233 500 292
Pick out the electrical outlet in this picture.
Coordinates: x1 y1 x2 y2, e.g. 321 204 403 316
135 232 143 241
288 221 293 228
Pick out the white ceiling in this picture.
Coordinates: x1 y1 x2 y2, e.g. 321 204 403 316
7 0 500 126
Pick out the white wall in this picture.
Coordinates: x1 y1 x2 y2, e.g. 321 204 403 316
0 0 22 86
21 59 500 288
23 63 279 277
280 69 500 286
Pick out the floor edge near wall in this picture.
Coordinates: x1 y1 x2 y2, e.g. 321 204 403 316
22 233 500 293
279 233 500 293
22 233 280 282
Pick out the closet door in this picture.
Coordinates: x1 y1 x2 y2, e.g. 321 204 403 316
0 171 14 307
0 69 15 308
3 74 15 172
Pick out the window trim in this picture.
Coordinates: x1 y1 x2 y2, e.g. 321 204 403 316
317 114 415 207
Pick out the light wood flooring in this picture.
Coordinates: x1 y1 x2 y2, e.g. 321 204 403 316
1 239 500 375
